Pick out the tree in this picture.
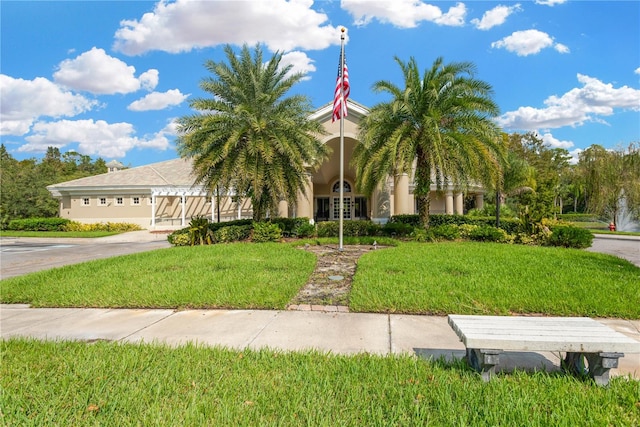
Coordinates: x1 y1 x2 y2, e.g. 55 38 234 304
352 56 504 228
176 44 328 222
578 143 640 228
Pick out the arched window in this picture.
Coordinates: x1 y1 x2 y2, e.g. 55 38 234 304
332 180 351 193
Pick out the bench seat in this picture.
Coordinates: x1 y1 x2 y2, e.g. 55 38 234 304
447 315 640 385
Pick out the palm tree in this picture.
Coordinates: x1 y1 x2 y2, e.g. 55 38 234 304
352 56 505 228
176 44 328 221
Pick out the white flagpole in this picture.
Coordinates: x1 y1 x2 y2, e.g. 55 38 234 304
339 28 345 251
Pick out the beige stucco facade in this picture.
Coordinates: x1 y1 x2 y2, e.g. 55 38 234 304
47 100 485 229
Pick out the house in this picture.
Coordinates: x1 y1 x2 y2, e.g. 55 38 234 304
47 100 485 229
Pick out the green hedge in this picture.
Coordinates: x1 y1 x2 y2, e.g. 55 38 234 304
7 217 71 231
547 225 594 249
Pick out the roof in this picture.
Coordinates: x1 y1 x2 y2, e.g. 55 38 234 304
47 157 200 190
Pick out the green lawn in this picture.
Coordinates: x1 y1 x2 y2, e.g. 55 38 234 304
2 241 639 317
1 243 316 310
350 242 640 318
2 339 638 426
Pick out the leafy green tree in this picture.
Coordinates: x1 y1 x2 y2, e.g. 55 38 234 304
176 44 328 221
578 143 640 228
352 56 504 227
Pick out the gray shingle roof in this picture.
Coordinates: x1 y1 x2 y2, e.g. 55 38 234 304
48 157 200 189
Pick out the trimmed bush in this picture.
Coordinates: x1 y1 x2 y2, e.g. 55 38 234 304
466 225 510 243
546 225 593 249
63 222 141 232
381 222 414 237
8 217 70 231
295 222 316 238
252 222 283 243
430 224 461 241
388 214 421 227
213 225 252 243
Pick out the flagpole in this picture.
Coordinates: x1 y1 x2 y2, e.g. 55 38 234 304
339 28 345 252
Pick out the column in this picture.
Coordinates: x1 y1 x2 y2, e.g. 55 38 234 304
296 173 313 218
454 192 464 215
181 195 186 226
393 173 410 215
475 194 484 211
151 194 156 227
237 197 242 219
445 191 454 215
278 200 289 218
211 195 215 222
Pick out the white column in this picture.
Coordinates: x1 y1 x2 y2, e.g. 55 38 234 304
475 194 484 211
151 194 156 227
237 198 242 219
296 173 313 218
181 195 186 226
445 191 454 215
455 192 464 215
211 195 215 222
393 173 410 215
278 200 289 218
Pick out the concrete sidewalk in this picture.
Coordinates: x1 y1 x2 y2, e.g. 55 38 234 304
2 304 639 380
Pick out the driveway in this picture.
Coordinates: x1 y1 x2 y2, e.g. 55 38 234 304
0 231 171 279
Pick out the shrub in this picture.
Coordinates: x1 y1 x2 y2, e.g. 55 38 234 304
317 221 339 237
169 233 191 246
270 217 309 236
63 221 141 232
8 217 70 231
345 220 379 237
466 225 510 243
188 216 213 246
430 224 461 241
295 222 316 238
411 228 434 242
213 225 252 243
388 214 421 227
546 225 593 249
381 222 414 237
252 222 283 243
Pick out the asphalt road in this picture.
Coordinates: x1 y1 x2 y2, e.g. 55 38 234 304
0 234 171 279
0 233 638 280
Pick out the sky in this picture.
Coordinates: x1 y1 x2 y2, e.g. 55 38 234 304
1 0 639 167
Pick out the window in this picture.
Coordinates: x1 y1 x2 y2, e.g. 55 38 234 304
99 197 107 206
315 197 330 221
82 198 90 206
132 197 140 205
116 197 124 205
354 197 368 220
332 180 351 193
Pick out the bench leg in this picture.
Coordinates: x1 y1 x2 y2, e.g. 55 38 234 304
563 352 623 386
466 348 501 381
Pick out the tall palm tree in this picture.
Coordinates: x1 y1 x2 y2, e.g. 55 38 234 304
352 56 505 227
176 44 328 221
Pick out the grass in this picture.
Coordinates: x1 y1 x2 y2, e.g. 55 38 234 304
2 240 639 317
0 230 121 238
349 242 640 318
1 243 316 309
2 339 639 426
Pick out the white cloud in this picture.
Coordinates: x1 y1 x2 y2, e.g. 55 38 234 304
0 74 97 136
19 119 170 158
113 0 340 55
534 0 567 6
280 51 316 80
343 0 466 28
497 74 640 130
128 89 188 111
53 47 159 94
491 29 568 56
540 132 573 149
635 67 640 75
471 4 521 31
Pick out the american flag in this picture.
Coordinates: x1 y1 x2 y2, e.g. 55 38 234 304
332 53 350 122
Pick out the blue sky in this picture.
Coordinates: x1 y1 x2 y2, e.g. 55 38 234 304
1 0 639 167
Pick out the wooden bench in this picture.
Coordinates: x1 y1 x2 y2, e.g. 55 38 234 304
447 315 640 386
